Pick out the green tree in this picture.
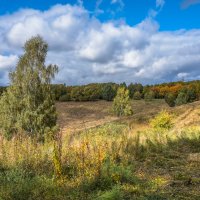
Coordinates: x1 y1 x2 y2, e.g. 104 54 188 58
175 92 188 106
187 89 196 102
112 87 133 116
52 84 67 100
70 87 84 101
165 93 176 107
102 84 116 101
0 36 58 139
133 91 142 100
144 91 155 101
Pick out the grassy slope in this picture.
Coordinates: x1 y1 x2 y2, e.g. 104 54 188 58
0 100 200 200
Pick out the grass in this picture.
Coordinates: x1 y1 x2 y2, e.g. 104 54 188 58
0 100 200 199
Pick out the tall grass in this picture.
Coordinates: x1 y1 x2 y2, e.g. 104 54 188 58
0 123 200 199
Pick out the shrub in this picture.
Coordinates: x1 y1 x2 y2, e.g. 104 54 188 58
128 83 143 98
150 110 173 130
112 87 133 117
175 92 189 106
144 91 155 101
187 89 197 102
52 84 67 101
59 94 71 102
133 91 142 100
83 86 101 101
165 93 176 107
70 87 85 101
102 84 117 101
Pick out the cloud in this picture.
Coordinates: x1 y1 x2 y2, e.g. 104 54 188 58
111 0 124 10
148 0 165 18
0 4 200 86
156 0 165 8
181 0 200 9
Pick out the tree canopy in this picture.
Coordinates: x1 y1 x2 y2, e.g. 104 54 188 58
0 36 58 139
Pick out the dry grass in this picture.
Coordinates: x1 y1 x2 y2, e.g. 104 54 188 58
56 100 168 133
1 100 200 199
56 99 200 136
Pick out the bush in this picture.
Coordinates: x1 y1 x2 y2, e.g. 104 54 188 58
150 110 173 130
52 84 67 101
112 87 133 117
102 84 117 101
59 94 71 102
175 92 189 106
144 91 155 101
187 89 197 102
165 93 176 107
133 91 142 100
83 86 101 101
70 87 85 101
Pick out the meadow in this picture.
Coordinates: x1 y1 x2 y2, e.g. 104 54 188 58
0 100 200 200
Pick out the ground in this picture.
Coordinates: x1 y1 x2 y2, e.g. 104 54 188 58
56 99 200 134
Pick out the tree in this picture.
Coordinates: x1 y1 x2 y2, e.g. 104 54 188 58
175 92 188 106
144 91 155 101
0 36 58 139
102 84 116 101
133 91 142 100
128 83 143 98
52 84 67 100
112 87 133 116
70 87 84 101
187 89 196 102
119 82 127 89
165 93 176 107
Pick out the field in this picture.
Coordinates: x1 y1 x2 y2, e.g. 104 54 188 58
0 100 200 199
56 99 200 133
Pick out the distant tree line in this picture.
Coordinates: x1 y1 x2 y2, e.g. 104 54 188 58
0 87 6 96
2 80 200 107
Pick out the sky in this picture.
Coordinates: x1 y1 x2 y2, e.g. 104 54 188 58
0 0 200 85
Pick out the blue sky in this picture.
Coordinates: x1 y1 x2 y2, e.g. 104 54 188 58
1 0 200 30
0 0 200 85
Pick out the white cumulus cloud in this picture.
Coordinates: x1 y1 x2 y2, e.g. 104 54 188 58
0 4 200 86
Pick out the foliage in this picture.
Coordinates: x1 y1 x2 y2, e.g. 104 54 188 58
59 94 71 102
0 121 200 199
51 84 67 101
175 92 189 106
186 88 197 102
70 86 85 101
144 91 155 101
0 36 58 139
47 80 200 106
112 87 133 116
0 87 6 96
150 110 173 130
101 83 117 101
133 91 142 100
165 93 176 107
128 83 143 98
83 85 101 101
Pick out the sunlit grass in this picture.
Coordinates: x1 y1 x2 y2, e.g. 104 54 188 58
0 119 200 199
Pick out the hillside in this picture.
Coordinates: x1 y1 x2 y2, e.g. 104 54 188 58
56 99 200 134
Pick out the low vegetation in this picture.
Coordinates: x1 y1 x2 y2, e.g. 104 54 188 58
0 116 200 199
